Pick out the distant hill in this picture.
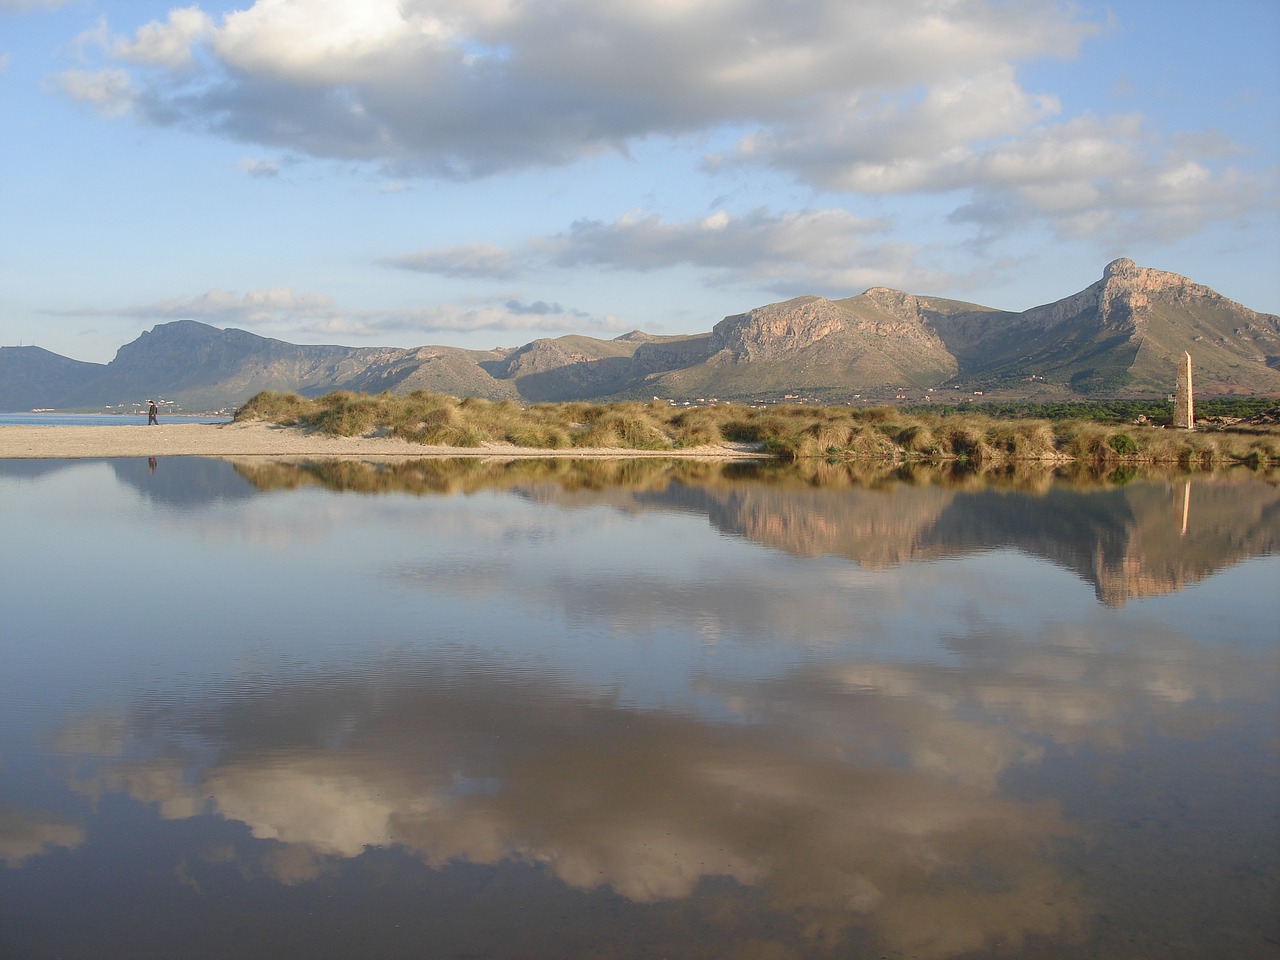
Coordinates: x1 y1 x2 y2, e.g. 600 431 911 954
0 346 105 411
2 259 1277 412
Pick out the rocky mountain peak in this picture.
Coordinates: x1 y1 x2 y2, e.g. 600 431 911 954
1021 258 1208 330
860 286 924 321
1101 257 1208 301
1103 257 1139 279
1097 257 1220 326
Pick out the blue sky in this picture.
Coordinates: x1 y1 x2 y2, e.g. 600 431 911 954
2 0 1277 365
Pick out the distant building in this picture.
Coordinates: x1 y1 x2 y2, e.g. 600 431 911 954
1173 351 1195 429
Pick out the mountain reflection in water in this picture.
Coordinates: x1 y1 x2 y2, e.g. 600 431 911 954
231 457 1280 605
0 457 1276 960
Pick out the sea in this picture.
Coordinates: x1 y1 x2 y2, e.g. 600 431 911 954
0 412 232 425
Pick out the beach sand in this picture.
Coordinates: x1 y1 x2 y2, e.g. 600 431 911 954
0 421 765 460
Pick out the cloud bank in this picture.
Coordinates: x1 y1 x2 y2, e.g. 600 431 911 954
53 285 623 341
52 0 1266 249
385 207 938 295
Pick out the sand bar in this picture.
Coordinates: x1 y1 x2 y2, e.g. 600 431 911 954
0 421 765 460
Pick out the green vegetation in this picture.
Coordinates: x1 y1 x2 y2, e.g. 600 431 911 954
906 396 1279 424
235 389 1280 466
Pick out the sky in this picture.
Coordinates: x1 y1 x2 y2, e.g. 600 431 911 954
1 0 1277 365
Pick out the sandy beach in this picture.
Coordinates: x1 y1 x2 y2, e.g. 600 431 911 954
0 421 765 460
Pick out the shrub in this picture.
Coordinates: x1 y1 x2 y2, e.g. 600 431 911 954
235 390 314 424
804 421 856 452
505 425 571 449
305 392 382 436
1108 433 1138 456
1056 421 1115 462
611 413 670 450
894 423 936 454
941 423 987 460
451 427 488 448
855 406 896 424
1010 421 1057 459
722 414 789 444
669 409 724 447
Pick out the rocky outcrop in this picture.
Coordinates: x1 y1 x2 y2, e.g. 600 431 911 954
710 297 848 360
711 291 960 363
1101 256 1217 304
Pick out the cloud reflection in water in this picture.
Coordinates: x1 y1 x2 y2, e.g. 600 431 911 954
57 659 1095 958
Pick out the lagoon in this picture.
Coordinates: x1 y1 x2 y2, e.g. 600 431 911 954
1 457 1277 959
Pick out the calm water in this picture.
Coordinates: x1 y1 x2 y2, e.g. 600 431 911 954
0 413 232 425
1 457 1277 960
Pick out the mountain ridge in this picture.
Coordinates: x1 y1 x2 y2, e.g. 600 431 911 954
3 259 1277 412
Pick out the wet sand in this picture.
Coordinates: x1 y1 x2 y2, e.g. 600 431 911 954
0 421 765 460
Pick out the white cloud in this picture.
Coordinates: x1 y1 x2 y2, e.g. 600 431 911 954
384 208 939 295
53 286 619 342
715 99 1266 248
545 208 887 273
237 157 279 177
110 6 214 68
58 0 1100 179
719 67 1062 187
381 241 520 279
119 288 337 326
946 118 1268 243
976 115 1145 187
308 299 627 340
53 67 135 117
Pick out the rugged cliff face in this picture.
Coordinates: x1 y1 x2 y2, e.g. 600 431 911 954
711 297 850 360
1100 256 1221 308
711 291 961 362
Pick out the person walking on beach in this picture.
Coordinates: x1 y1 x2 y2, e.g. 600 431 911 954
147 400 158 425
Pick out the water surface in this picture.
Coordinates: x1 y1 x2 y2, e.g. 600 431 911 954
1 458 1277 959
0 413 232 425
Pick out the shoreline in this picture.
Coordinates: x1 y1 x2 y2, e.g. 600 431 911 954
0 421 767 461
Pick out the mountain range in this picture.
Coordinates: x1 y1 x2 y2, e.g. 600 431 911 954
3 258 1277 412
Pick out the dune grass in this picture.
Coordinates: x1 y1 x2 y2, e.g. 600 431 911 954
234 389 1280 466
